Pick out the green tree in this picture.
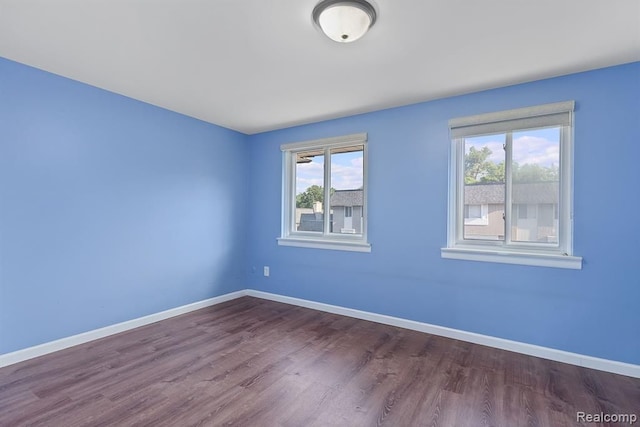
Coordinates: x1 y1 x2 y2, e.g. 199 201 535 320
465 146 504 184
483 161 505 183
296 185 323 208
296 185 336 208
513 163 559 182
465 147 559 184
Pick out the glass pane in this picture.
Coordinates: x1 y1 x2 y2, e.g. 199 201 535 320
329 145 364 235
466 204 482 219
511 127 560 243
463 134 505 240
295 150 324 232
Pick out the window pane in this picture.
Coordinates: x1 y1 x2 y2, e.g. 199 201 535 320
511 127 560 243
465 204 482 219
295 150 324 232
463 134 505 240
329 145 364 235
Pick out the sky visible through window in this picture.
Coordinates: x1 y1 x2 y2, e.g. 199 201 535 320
465 127 560 169
296 150 363 194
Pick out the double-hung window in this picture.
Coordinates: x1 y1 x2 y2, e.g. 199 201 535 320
442 101 582 269
279 133 370 252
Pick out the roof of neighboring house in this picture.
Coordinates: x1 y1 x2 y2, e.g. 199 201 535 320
513 182 559 204
465 182 559 204
331 189 363 207
465 183 505 204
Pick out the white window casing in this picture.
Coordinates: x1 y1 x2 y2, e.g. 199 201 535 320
442 101 582 269
279 133 370 252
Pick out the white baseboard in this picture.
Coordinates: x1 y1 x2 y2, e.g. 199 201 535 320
0 290 248 368
3 288 638 379
246 290 640 379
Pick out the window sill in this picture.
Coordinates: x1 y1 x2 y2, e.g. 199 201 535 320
441 247 582 269
278 237 371 253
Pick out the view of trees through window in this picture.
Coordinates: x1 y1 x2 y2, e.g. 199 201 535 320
296 185 334 209
463 127 560 243
294 145 364 234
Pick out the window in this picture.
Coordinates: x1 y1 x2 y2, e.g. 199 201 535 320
442 101 582 269
464 204 489 226
465 204 481 219
279 133 370 252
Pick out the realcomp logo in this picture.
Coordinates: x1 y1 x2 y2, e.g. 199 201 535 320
577 412 638 425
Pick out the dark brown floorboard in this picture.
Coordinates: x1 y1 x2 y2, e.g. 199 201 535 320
1 296 638 426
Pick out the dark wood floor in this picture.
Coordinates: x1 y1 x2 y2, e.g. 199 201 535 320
1 297 638 426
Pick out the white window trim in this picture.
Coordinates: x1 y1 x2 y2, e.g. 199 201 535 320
442 101 582 269
441 247 582 269
278 133 370 252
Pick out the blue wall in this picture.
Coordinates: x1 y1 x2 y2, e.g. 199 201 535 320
0 58 249 353
247 62 640 365
2 57 638 366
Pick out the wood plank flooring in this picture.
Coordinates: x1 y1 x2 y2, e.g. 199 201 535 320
1 296 638 426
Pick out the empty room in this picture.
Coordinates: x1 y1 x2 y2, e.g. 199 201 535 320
1 1 639 426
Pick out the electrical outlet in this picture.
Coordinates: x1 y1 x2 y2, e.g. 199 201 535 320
263 266 270 277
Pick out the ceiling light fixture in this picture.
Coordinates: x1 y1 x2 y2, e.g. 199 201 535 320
312 0 377 43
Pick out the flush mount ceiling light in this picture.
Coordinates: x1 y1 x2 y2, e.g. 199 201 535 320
312 0 377 43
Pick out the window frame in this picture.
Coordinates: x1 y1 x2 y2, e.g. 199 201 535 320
278 133 370 252
441 101 582 269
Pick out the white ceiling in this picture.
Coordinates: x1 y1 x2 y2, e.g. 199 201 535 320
1 1 639 134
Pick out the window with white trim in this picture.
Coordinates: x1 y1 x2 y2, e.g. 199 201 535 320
442 101 582 269
279 133 370 252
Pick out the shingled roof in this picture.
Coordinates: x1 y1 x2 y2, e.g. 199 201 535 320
465 183 504 204
465 182 559 204
331 189 363 207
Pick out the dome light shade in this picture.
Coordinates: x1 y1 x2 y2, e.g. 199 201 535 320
312 0 377 43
